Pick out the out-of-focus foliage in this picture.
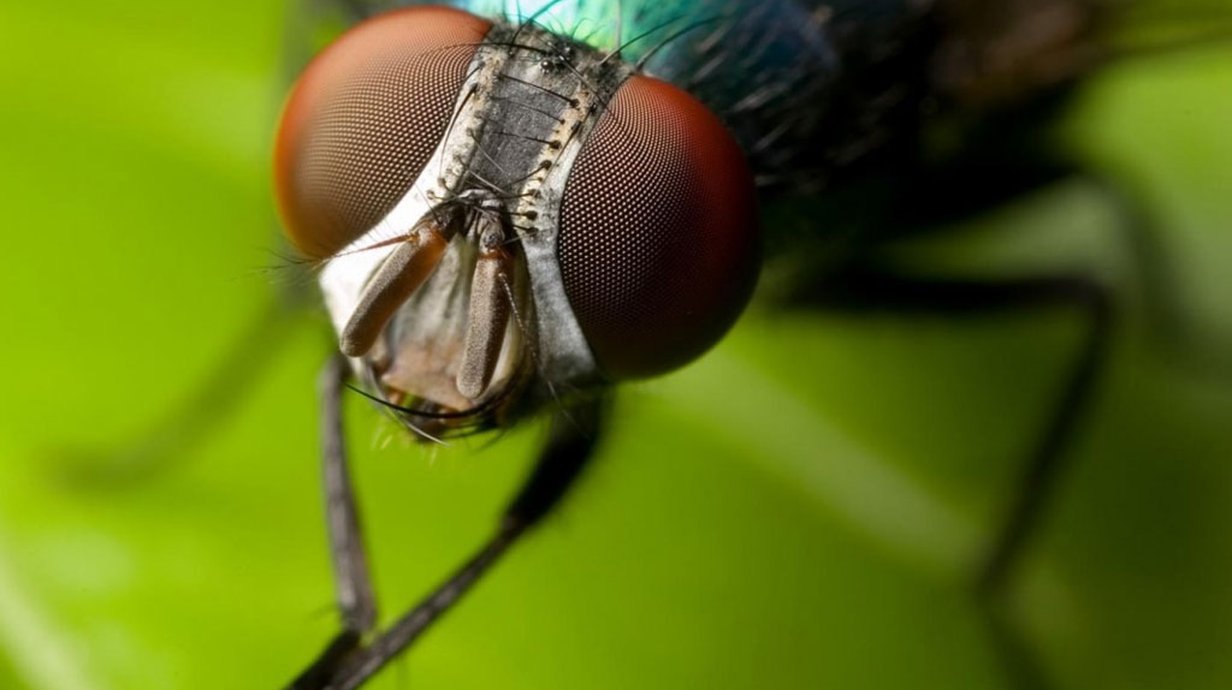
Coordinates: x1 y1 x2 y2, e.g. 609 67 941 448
1110 0 1232 53
0 2 1230 689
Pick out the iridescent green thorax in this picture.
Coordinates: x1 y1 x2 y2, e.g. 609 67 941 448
459 0 704 64
448 0 856 189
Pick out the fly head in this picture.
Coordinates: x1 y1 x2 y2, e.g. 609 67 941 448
274 6 760 439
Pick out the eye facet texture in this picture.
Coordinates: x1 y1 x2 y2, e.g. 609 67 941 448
275 7 490 259
558 76 759 379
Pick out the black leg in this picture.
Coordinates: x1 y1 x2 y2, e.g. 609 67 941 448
288 355 381 690
319 355 378 633
795 268 1112 586
790 265 1112 690
285 395 607 690
972 277 1110 690
1083 173 1232 380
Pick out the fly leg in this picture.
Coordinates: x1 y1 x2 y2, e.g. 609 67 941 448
288 354 380 689
970 276 1110 690
789 265 1112 690
1083 173 1232 378
285 390 607 690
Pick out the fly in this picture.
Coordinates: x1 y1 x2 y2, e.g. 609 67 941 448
265 1 1228 688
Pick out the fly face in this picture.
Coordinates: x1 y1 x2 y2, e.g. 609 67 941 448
274 6 759 439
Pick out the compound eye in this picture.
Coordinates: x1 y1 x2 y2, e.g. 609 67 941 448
274 7 490 259
557 76 759 379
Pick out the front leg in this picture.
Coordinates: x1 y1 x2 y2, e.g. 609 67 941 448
288 355 379 689
284 387 607 690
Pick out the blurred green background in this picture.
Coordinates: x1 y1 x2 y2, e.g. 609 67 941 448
1 2 1231 689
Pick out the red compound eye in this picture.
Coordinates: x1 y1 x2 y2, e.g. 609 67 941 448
557 76 759 379
274 6 490 259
